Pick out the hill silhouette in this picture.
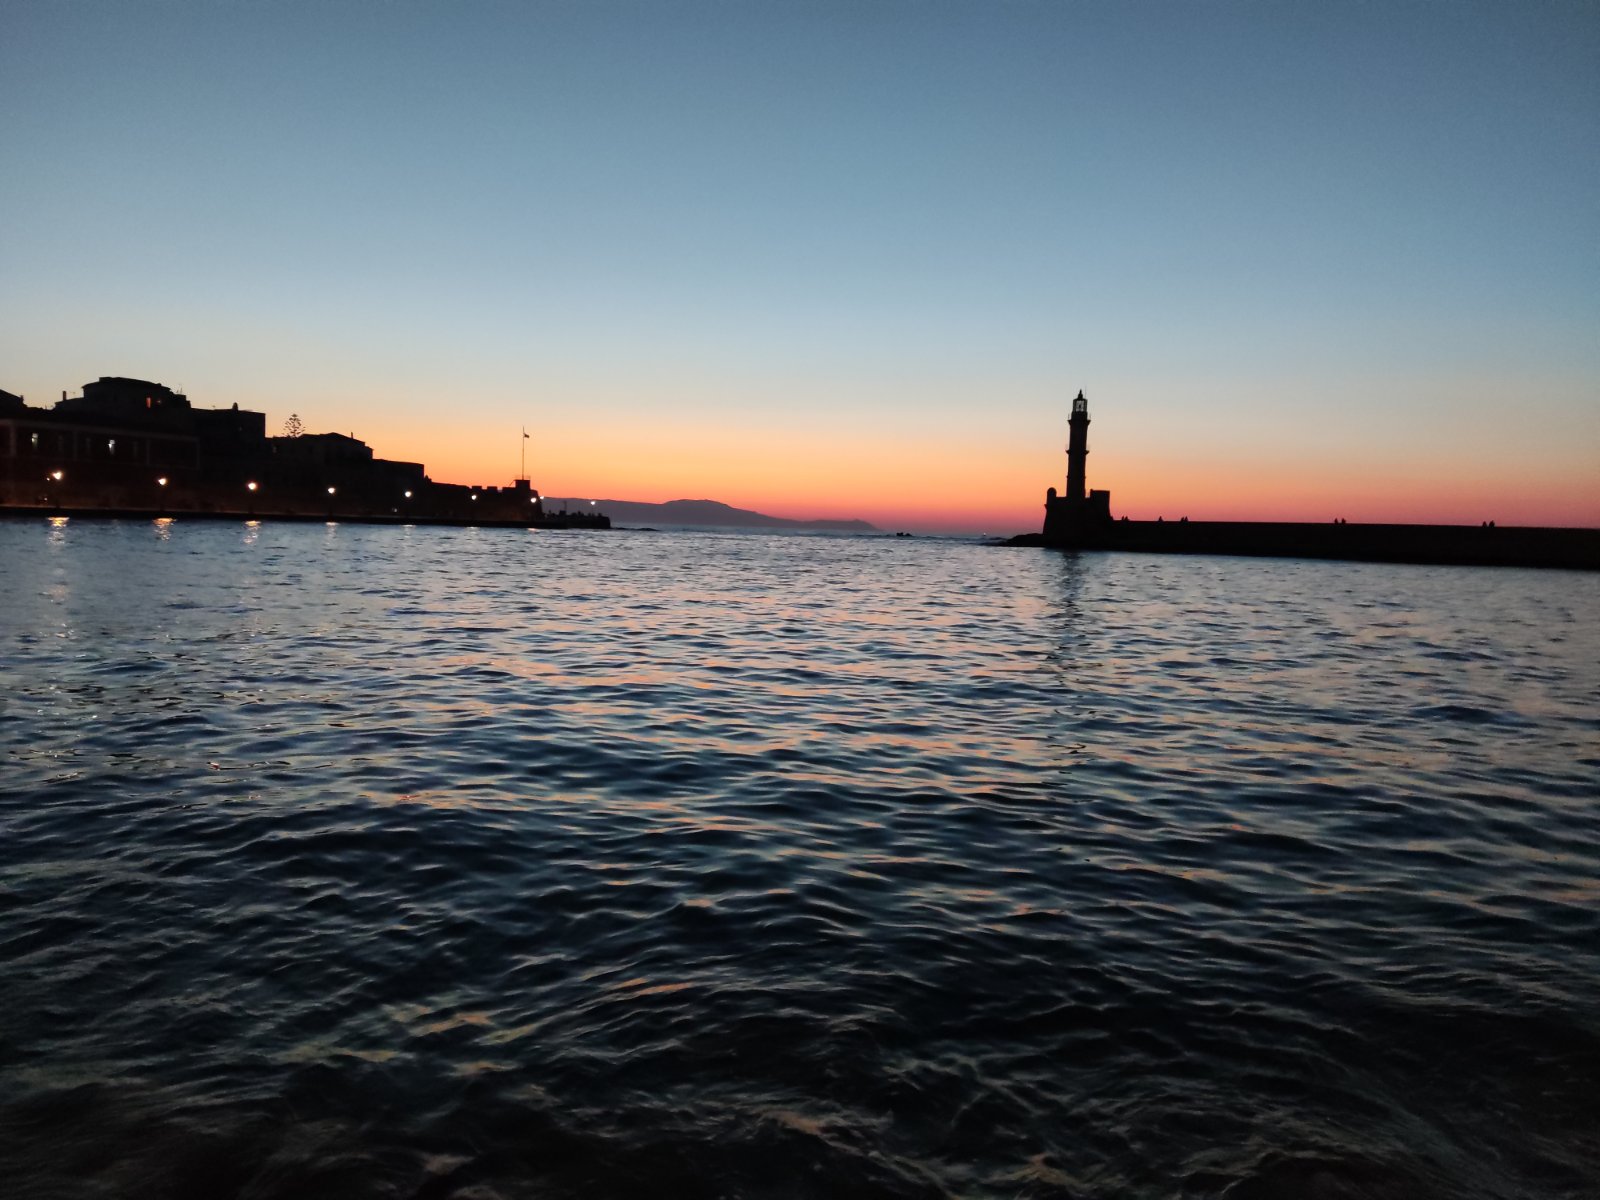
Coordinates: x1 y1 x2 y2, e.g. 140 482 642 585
544 498 876 532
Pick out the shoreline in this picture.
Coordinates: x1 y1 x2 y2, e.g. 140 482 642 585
0 504 610 531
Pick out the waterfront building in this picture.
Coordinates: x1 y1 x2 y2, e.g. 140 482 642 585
0 378 205 507
0 374 592 526
55 376 194 423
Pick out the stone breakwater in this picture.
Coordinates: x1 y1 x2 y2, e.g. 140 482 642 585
1014 518 1599 570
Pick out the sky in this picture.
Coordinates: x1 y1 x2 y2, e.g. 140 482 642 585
2 1 1596 533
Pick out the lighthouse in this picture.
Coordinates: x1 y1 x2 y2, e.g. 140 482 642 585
1042 388 1113 544
1065 388 1089 502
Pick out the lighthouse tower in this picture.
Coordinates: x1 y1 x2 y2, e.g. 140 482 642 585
1042 388 1113 544
1065 389 1090 502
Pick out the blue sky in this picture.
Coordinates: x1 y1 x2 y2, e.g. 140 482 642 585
3 1 1596 527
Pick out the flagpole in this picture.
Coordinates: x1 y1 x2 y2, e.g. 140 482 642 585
521 426 527 482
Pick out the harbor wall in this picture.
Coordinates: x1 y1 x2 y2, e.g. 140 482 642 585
1037 519 1599 571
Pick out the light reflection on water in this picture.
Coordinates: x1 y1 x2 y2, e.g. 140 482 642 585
0 518 1597 1200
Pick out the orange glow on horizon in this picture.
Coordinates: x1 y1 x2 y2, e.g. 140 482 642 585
252 404 1600 536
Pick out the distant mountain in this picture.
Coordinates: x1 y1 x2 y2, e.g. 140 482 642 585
545 497 877 532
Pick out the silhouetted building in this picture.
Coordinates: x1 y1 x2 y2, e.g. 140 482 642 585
57 376 193 426
1 377 266 507
1042 389 1113 542
270 431 373 465
0 372 606 528
194 404 268 455
259 431 427 510
1 378 205 506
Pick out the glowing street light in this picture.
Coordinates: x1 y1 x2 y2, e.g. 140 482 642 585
49 470 64 482
403 490 413 499
246 481 258 492
470 493 478 501
327 486 337 496
157 476 168 487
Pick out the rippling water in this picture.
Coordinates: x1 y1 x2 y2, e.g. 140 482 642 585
2 517 1597 1200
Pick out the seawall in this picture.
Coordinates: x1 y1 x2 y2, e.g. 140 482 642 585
0 504 611 531
1015 520 1599 571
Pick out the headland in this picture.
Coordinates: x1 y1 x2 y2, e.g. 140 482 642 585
0 376 608 529
1014 391 1598 571
557 497 876 532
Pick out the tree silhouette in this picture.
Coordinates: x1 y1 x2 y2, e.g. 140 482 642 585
282 413 304 438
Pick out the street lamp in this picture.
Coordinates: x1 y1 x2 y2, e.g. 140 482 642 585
157 476 168 487
246 481 258 492
50 470 64 482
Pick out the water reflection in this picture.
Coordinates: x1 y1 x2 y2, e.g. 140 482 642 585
0 524 1594 1200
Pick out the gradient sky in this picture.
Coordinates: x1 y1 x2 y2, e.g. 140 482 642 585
3 1 1596 532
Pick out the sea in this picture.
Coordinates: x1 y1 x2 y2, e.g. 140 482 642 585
2 517 1596 1200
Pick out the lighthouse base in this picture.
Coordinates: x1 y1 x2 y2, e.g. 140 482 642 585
1042 487 1113 546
